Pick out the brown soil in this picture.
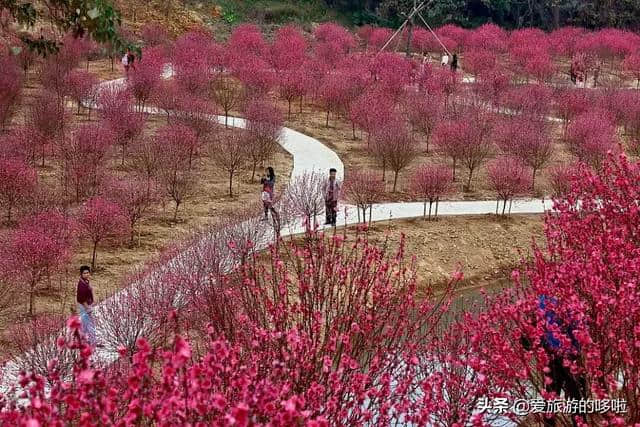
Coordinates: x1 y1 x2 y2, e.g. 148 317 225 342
344 214 545 295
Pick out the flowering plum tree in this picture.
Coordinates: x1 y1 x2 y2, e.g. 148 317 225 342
210 129 248 197
554 88 592 137
270 25 307 72
566 111 619 169
229 24 268 59
403 91 442 152
128 46 165 112
58 123 115 202
98 87 146 166
245 99 283 181
78 197 129 270
1 221 72 315
487 157 531 216
548 163 575 197
371 116 415 191
493 116 553 189
28 89 67 166
343 169 384 224
0 158 37 223
0 54 23 130
64 70 98 116
410 165 451 220
283 171 327 228
103 175 159 245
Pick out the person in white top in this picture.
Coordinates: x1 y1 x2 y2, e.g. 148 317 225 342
122 52 129 73
441 54 449 67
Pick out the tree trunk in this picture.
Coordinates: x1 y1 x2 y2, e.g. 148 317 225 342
352 121 356 140
173 201 180 222
466 168 474 191
229 170 234 197
325 110 330 127
29 283 35 316
496 199 499 215
91 241 98 270
435 198 439 219
288 100 292 119
423 200 427 219
251 161 257 182
532 167 538 190
452 158 456 181
7 205 11 224
502 199 507 216
392 170 399 192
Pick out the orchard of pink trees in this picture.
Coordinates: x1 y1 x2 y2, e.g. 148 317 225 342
1 16 640 425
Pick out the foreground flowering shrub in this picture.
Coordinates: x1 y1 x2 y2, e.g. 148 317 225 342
0 228 458 425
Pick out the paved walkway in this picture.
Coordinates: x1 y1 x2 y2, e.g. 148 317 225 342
0 67 550 406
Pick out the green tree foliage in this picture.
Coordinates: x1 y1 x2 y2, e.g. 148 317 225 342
328 0 640 30
1 0 130 56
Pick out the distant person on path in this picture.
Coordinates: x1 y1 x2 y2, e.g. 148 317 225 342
324 168 341 226
121 52 130 74
450 53 458 72
127 50 136 71
260 167 280 227
77 266 98 347
538 294 586 427
441 53 449 67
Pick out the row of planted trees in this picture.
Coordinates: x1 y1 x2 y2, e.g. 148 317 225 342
1 153 638 425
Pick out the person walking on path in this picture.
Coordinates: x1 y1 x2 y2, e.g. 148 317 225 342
450 53 458 72
77 266 98 347
127 50 136 71
121 51 130 74
441 53 449 67
324 168 341 226
260 167 280 228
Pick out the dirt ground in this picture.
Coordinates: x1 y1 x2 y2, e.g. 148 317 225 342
346 214 545 295
0 59 292 354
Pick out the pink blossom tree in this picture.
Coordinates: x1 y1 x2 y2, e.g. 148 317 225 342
493 116 554 189
58 123 116 202
343 169 385 224
554 87 592 137
64 70 98 116
78 196 129 270
103 175 159 245
371 116 416 191
403 90 443 152
0 158 37 224
245 99 283 182
1 222 72 315
548 163 575 197
487 157 531 215
350 88 395 143
172 30 220 96
209 129 248 197
228 24 268 59
270 25 307 72
410 165 451 220
623 53 640 88
98 87 146 166
28 90 68 166
566 111 619 169
127 46 165 112
0 54 23 130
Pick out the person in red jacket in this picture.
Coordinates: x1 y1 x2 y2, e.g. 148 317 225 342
77 265 98 347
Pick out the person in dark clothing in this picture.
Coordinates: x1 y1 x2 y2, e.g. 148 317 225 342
126 50 135 71
538 295 587 427
77 266 98 347
324 168 340 226
450 53 458 72
260 167 279 228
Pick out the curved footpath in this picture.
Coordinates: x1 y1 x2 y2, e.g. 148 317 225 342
0 68 548 416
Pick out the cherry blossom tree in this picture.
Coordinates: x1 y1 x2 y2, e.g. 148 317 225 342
313 22 355 66
371 116 415 191
1 222 72 315
283 171 327 228
493 116 554 189
350 88 394 143
128 46 165 112
78 196 129 270
155 134 198 221
343 169 384 224
28 90 68 166
566 111 619 169
487 157 531 216
554 88 592 137
548 163 575 197
98 87 146 166
58 123 116 202
210 73 244 127
503 83 553 119
172 30 219 96
245 99 283 182
403 90 442 152
410 165 451 220
64 70 99 116
210 129 248 197
103 175 159 245
0 158 37 223
270 25 307 72
623 53 640 88
229 24 268 59
369 52 414 101
0 54 23 130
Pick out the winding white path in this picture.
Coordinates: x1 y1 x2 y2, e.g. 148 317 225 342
0 67 548 418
